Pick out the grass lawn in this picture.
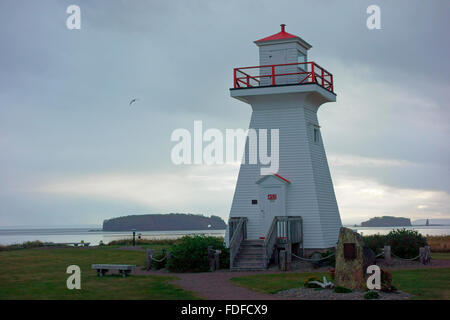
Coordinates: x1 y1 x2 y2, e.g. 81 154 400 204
391 268 450 300
230 268 450 299
431 252 450 260
0 247 199 300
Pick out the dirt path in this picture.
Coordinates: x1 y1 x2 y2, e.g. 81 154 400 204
134 268 289 300
134 259 450 300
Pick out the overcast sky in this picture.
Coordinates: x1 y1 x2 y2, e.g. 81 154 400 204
0 0 449 227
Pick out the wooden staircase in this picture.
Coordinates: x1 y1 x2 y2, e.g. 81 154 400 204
231 239 266 271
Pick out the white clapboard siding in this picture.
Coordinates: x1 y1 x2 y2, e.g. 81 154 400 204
226 30 341 250
227 99 342 249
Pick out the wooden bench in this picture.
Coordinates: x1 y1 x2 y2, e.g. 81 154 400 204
91 264 136 277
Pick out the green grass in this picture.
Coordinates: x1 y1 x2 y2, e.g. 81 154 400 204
231 268 450 300
391 268 450 300
431 252 450 260
0 247 199 300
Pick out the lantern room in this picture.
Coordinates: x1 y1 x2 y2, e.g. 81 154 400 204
232 24 333 92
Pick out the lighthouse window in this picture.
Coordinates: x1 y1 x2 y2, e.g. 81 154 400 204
298 53 307 70
313 128 320 143
251 199 258 205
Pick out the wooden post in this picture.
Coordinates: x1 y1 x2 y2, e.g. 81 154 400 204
208 246 216 272
146 249 155 271
384 246 391 266
279 250 287 271
285 243 292 271
214 251 220 270
419 247 425 264
419 246 430 265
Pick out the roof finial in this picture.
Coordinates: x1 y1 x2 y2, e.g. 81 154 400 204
280 24 286 32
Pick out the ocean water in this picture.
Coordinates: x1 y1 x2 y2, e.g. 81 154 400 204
0 228 226 246
0 225 448 246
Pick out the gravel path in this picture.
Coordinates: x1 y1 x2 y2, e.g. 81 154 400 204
275 287 411 300
134 268 287 300
133 258 450 300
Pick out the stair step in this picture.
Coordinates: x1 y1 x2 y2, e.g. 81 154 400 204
235 256 264 260
231 267 266 271
238 249 264 254
237 252 264 256
234 260 265 266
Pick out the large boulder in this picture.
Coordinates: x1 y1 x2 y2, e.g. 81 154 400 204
334 227 365 290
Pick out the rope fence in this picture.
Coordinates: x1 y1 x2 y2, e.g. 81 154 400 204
291 252 335 262
291 245 430 265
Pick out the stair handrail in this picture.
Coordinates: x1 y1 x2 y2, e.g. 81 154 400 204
229 217 247 268
263 217 279 268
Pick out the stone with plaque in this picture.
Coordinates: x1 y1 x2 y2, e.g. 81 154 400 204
335 227 365 290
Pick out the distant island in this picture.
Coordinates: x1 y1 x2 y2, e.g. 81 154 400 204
360 216 412 227
103 213 227 231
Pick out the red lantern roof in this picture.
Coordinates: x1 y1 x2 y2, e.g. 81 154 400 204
255 24 299 42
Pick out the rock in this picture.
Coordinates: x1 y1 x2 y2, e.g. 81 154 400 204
334 227 365 290
363 247 376 271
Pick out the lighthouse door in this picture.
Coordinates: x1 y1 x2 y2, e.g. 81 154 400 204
260 186 283 237
260 49 292 86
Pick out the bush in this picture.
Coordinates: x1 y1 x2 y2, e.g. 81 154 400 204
364 291 379 299
387 229 427 259
151 250 168 270
363 234 387 254
334 286 352 293
363 229 428 259
303 276 322 288
380 269 396 293
166 235 228 272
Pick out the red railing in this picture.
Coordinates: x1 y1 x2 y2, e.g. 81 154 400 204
233 62 334 93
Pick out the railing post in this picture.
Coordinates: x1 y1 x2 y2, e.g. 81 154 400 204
271 65 275 86
330 74 334 91
233 68 237 88
246 75 249 87
311 62 316 83
321 68 324 87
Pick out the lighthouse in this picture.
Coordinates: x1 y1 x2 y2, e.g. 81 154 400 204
227 25 342 270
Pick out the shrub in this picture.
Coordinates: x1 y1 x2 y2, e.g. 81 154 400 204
334 286 352 293
387 229 427 259
322 249 335 267
363 234 387 254
166 235 228 272
329 268 335 280
364 291 379 299
380 269 397 293
151 250 168 270
363 229 428 259
303 276 322 288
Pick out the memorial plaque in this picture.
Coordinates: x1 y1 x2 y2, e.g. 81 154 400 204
344 243 356 260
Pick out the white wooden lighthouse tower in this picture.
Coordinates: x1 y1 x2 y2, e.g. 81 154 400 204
227 25 342 270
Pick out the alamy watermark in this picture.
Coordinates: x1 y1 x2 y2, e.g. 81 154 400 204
170 121 279 175
66 265 81 289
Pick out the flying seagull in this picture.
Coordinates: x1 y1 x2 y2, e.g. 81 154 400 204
129 98 139 106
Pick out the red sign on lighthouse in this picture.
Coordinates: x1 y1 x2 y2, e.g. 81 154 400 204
268 194 277 200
